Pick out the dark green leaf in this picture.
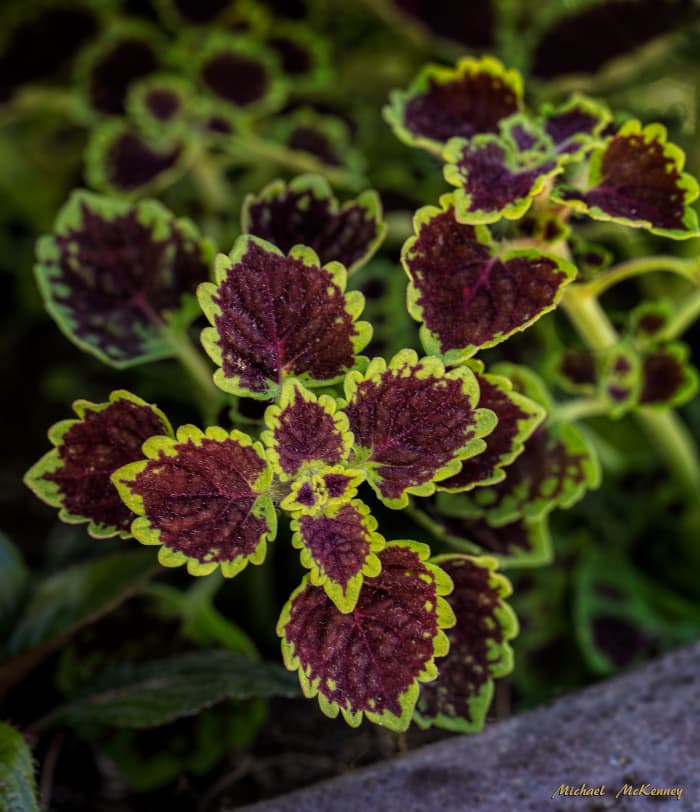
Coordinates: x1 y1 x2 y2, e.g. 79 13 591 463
0 722 39 812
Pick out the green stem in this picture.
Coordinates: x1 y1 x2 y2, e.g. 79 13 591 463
561 284 700 499
229 134 362 189
553 397 609 423
189 150 231 212
161 325 223 424
579 255 700 298
658 288 700 341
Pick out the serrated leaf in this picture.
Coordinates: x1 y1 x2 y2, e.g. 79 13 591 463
24 390 173 538
384 55 523 154
415 555 517 731
341 349 496 508
265 21 333 94
278 541 455 731
443 135 561 224
281 467 365 515
539 93 611 160
0 723 39 812
112 425 276 577
437 362 546 492
552 120 700 239
242 174 385 274
126 74 192 137
413 508 552 569
196 31 285 114
6 550 155 658
0 534 29 643
42 650 299 729
34 190 213 367
261 379 353 480
402 196 576 362
598 343 642 416
198 236 371 399
290 499 384 613
437 420 600 525
85 122 184 195
639 343 698 408
79 23 162 116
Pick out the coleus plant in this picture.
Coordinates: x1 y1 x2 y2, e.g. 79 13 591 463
24 51 700 736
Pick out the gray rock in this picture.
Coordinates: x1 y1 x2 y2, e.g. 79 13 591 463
233 640 699 811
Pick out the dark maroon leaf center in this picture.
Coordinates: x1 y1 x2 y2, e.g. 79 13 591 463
105 133 181 191
201 53 268 106
145 89 181 121
246 189 378 268
403 73 518 144
46 399 168 531
89 38 159 115
287 127 341 166
131 437 267 563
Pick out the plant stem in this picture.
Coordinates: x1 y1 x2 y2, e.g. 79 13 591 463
553 397 609 423
229 134 362 189
579 255 700 298
561 284 700 499
658 288 700 341
161 324 223 424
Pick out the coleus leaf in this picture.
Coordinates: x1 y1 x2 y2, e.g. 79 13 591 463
639 342 698 408
598 343 642 416
112 425 276 577
555 347 597 395
78 24 162 116
539 93 612 160
24 391 172 538
436 361 546 492
278 541 455 731
0 723 39 812
280 467 366 515
126 74 192 137
401 196 576 362
261 379 353 480
437 420 600 525
196 32 284 115
552 120 700 239
415 555 517 731
198 236 371 399
443 135 561 224
242 174 386 274
290 499 384 613
158 0 234 27
86 122 184 196
629 300 673 345
35 190 213 367
269 108 365 176
384 55 523 155
341 349 496 508
265 22 333 93
413 509 552 569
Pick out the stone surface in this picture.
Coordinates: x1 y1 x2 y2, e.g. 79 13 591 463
234 641 699 811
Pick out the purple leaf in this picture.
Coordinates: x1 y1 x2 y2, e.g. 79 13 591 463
198 236 371 399
556 348 597 394
197 33 284 113
639 343 698 407
552 121 700 239
242 175 385 274
278 541 455 730
438 420 600 525
384 56 522 154
443 135 561 224
341 350 496 508
83 27 160 115
35 190 213 367
402 197 576 361
112 426 276 577
86 123 183 194
261 380 353 480
540 94 611 159
24 391 172 538
290 499 384 612
416 555 517 731
413 508 552 568
437 363 545 492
